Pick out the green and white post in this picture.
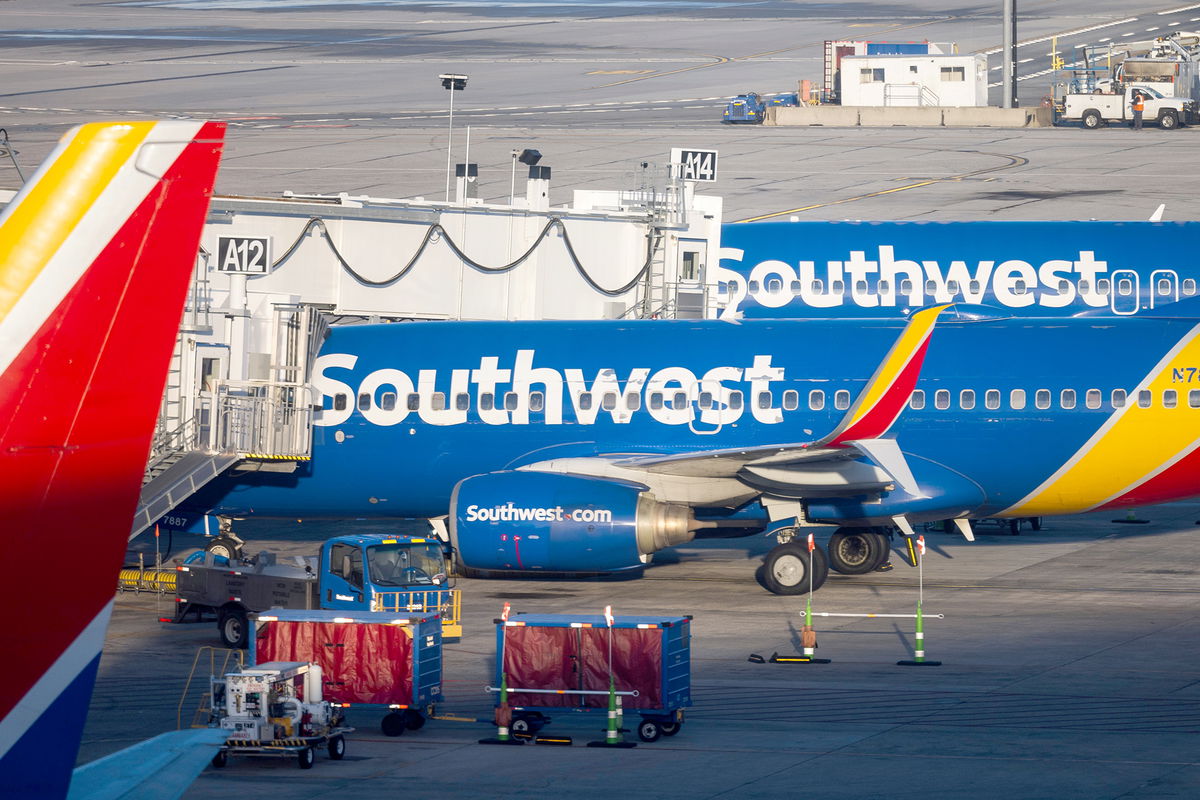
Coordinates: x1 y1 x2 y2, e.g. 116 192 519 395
588 605 636 747
898 535 941 667
480 602 525 744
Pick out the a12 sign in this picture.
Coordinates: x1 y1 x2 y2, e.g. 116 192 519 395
216 235 272 274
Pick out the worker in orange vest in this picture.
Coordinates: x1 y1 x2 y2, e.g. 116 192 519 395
1132 91 1145 130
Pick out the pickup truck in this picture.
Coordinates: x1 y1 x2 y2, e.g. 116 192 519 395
172 533 462 647
1062 85 1193 129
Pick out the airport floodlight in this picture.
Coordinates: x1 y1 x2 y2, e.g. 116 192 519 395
518 149 542 166
439 74 470 201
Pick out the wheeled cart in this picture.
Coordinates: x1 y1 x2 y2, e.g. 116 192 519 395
494 613 692 742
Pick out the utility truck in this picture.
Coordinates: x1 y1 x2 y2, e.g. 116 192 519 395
1062 85 1194 129
172 533 462 647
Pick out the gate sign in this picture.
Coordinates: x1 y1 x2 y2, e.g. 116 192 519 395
671 148 718 182
216 235 272 274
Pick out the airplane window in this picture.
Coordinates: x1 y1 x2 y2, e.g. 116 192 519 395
1164 389 1178 409
767 278 783 294
910 389 925 410
1137 390 1152 408
947 280 959 294
925 280 937 294
1184 279 1197 296
1079 280 1090 293
580 392 594 410
1014 280 1027 295
811 279 824 292
504 392 519 411
748 280 760 292
1158 279 1172 295
673 391 688 409
1111 389 1126 408
626 393 641 411
406 393 420 411
879 280 891 293
1096 279 1110 295
1118 279 1134 296
648 392 662 410
480 392 494 412
455 393 470 411
1190 389 1200 408
529 392 545 412
757 391 772 410
900 279 913 293
381 392 397 411
985 389 1000 410
809 390 825 410
831 281 844 293
790 280 802 293
960 389 975 410
1010 389 1026 410
602 392 617 411
783 390 799 411
969 280 981 293
1086 389 1101 409
834 390 850 410
1057 280 1070 292
358 392 371 411
1060 389 1076 410
1035 389 1050 410
698 391 714 410
856 280 868 294
333 394 347 411
432 392 447 411
728 391 744 410
934 390 950 410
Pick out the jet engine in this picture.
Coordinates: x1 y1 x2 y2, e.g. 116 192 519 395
449 471 696 573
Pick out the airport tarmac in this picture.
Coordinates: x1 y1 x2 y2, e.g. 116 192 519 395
94 508 1200 799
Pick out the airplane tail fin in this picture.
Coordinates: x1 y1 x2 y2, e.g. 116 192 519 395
0 121 225 798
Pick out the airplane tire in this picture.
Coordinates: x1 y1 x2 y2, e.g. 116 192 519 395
827 528 890 575
206 535 243 561
761 542 829 595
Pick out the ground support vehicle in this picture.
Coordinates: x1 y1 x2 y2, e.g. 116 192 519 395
1061 85 1194 129
251 609 444 736
723 93 766 123
209 661 353 770
494 613 691 742
170 533 461 647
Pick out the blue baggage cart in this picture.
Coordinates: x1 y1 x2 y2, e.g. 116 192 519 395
493 612 691 742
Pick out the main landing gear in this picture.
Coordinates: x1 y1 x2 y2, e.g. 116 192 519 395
762 526 895 595
826 527 892 575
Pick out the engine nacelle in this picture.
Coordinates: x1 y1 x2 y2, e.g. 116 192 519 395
449 471 694 573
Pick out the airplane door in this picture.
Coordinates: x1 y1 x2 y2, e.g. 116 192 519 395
675 240 707 320
1109 269 1140 315
1149 269 1179 309
193 345 228 446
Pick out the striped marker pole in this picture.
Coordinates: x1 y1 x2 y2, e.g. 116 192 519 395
899 535 941 666
497 672 512 741
605 677 620 744
480 603 525 744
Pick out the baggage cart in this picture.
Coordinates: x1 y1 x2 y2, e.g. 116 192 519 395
251 608 443 736
493 612 691 742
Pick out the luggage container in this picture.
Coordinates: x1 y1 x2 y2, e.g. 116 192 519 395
251 608 443 737
493 612 692 742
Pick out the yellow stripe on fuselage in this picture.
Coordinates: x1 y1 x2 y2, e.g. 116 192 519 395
837 304 949 433
1004 323 1200 516
0 122 154 324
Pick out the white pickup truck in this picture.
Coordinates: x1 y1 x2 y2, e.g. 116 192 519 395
1062 85 1194 129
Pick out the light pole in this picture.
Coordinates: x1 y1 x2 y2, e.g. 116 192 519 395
439 73 468 201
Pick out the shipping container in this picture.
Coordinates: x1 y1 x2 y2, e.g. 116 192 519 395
251 608 443 737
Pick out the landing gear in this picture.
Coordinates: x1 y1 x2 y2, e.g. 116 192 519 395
826 527 891 574
762 542 829 595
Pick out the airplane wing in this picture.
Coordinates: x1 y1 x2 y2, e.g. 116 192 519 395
67 730 226 800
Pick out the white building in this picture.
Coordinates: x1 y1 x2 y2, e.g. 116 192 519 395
840 54 989 107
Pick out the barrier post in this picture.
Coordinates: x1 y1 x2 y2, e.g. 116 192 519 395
480 603 525 744
587 605 636 748
898 536 941 666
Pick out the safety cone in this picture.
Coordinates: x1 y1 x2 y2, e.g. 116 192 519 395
897 600 942 667
479 672 525 745
586 679 636 748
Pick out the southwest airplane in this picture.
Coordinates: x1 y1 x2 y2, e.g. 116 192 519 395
0 121 225 798
186 302 1200 596
719 219 1200 319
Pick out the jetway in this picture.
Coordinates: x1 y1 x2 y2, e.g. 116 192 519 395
137 161 723 536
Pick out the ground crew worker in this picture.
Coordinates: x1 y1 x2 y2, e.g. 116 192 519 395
1132 91 1145 130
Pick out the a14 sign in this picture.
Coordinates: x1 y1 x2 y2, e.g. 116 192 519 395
670 148 718 182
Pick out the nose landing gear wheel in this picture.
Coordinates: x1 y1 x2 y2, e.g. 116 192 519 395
762 542 829 595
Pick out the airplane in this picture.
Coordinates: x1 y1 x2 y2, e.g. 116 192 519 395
717 219 1200 320
179 300 1200 596
0 120 225 799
